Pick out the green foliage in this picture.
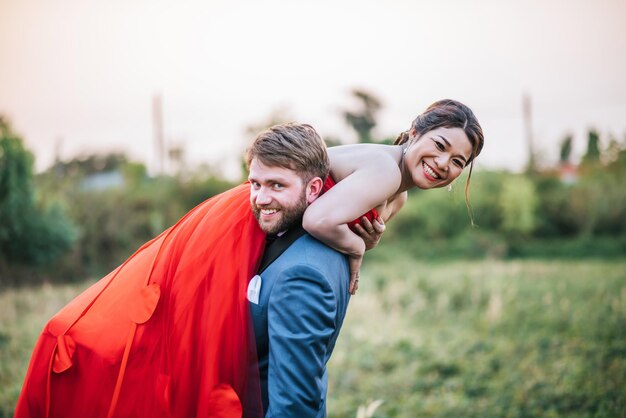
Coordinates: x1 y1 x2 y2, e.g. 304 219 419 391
50 171 233 280
532 177 579 237
33 157 236 280
567 158 626 237
559 135 573 163
582 129 601 165
0 119 76 273
385 188 467 241
507 235 626 259
384 170 510 254
499 175 538 237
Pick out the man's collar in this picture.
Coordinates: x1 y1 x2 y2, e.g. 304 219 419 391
258 223 306 274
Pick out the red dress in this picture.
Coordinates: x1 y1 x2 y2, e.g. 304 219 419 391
15 179 376 418
15 184 265 418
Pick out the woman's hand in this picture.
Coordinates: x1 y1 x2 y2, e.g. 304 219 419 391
348 254 363 295
350 217 385 294
353 216 385 251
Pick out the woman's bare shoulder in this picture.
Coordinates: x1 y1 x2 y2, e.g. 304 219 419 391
328 143 400 182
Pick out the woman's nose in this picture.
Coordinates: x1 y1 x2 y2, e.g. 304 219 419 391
435 154 450 171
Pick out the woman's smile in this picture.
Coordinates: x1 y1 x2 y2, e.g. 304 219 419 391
422 161 441 181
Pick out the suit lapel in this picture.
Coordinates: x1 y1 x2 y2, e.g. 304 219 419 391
258 224 306 273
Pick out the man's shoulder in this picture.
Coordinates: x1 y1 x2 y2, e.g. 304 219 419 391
289 233 346 259
273 233 348 276
270 233 350 300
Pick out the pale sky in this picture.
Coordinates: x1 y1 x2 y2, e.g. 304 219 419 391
1 0 625 177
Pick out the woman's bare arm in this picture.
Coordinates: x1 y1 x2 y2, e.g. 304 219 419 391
302 148 402 292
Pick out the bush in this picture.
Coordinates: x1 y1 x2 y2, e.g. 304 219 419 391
0 118 76 283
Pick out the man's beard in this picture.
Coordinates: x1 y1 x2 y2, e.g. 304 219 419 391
252 191 308 235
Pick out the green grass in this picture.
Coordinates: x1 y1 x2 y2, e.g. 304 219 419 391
0 280 94 417
328 258 626 417
1 259 625 417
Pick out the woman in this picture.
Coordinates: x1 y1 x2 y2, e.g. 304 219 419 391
15 99 482 418
308 98 483 292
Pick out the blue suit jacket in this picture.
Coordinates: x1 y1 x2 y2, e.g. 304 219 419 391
249 233 350 418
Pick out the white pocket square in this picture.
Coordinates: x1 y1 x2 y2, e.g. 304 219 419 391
247 275 262 304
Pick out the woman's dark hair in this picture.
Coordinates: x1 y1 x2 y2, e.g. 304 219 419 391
395 99 485 224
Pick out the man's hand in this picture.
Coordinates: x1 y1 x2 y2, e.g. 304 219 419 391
353 216 385 251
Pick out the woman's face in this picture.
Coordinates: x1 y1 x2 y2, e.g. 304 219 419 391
404 126 473 190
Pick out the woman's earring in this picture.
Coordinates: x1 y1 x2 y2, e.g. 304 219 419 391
447 183 453 192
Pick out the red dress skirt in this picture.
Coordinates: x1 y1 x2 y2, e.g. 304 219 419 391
15 184 265 418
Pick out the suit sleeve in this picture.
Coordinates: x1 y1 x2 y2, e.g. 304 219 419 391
265 264 337 418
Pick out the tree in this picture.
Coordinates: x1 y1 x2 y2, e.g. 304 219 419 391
343 89 382 143
559 135 573 164
0 117 76 269
581 129 601 165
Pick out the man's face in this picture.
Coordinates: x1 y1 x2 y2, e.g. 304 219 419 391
248 158 309 234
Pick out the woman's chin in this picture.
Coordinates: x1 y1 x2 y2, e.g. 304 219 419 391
414 178 440 190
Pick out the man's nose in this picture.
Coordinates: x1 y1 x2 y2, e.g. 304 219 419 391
255 188 272 205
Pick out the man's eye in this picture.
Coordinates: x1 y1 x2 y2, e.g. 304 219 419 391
272 184 283 190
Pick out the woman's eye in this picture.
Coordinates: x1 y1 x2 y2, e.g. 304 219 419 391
434 141 445 151
453 159 464 168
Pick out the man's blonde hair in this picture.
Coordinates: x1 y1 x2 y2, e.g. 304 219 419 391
246 123 330 183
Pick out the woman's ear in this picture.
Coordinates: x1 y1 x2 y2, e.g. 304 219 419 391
306 177 324 204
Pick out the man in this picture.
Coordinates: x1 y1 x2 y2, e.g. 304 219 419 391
246 123 350 417
15 122 349 418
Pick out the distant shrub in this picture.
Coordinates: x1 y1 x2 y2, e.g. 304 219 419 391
39 169 236 280
0 118 76 283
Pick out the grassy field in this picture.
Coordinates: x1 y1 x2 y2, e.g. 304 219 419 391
329 256 626 417
0 281 93 417
1 258 625 417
